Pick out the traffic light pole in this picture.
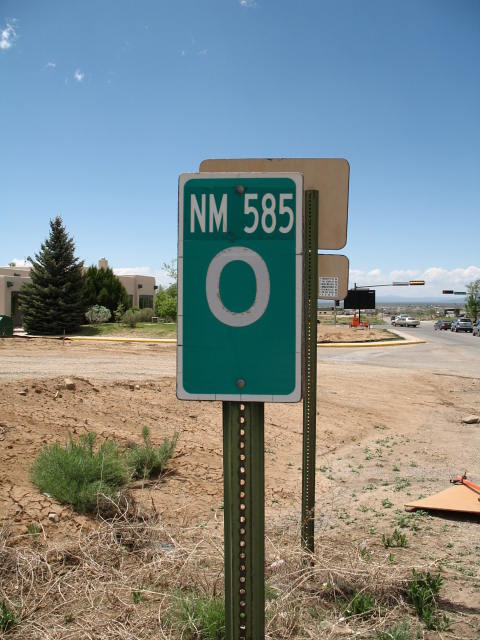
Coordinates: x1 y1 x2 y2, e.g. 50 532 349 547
223 401 265 640
301 190 318 555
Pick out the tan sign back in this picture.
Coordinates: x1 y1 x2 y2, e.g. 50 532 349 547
317 254 349 300
200 158 349 250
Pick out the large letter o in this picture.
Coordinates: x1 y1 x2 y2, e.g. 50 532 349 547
206 247 270 327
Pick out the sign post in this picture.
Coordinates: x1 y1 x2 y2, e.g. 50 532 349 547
301 191 318 555
178 172 303 640
223 401 264 640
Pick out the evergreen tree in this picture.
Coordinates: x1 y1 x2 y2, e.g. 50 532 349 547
20 217 85 334
83 265 130 317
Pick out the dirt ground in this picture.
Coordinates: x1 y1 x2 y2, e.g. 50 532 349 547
1 334 479 638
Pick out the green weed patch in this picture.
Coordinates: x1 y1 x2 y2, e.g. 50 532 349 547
170 589 225 640
128 427 178 480
31 429 177 514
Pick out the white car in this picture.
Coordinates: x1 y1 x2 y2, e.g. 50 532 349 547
392 316 419 327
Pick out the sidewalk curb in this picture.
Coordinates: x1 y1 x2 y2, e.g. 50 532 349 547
68 336 177 344
317 338 426 348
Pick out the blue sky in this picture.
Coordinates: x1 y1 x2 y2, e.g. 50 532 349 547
1 0 479 298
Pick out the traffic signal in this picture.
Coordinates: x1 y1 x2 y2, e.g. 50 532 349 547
409 280 425 286
442 290 454 294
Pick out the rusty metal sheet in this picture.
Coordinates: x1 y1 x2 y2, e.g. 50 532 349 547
199 158 349 250
405 484 480 516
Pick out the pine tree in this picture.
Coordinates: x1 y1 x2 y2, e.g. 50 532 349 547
20 217 85 334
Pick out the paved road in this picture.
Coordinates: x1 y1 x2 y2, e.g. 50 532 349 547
1 321 479 381
318 320 480 378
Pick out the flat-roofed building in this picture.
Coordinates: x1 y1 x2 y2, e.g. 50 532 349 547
0 266 31 326
0 259 156 326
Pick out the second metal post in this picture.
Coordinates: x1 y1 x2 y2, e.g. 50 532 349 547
301 190 319 554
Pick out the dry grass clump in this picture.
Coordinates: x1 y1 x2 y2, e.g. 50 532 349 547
0 511 459 640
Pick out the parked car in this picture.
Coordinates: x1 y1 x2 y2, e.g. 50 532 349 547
473 320 480 337
434 319 452 330
451 317 473 332
392 316 419 327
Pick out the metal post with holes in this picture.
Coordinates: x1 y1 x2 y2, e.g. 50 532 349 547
223 401 265 640
301 190 319 555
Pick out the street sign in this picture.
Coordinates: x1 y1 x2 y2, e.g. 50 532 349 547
317 254 349 300
200 158 349 249
177 172 303 402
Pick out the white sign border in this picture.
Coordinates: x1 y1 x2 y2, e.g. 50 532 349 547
177 171 303 402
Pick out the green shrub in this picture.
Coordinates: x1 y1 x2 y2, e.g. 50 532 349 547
122 309 138 327
136 307 154 322
85 305 111 324
128 427 177 479
343 591 377 619
114 302 126 322
31 433 130 513
382 528 408 548
376 619 417 640
406 569 449 630
27 522 41 536
120 307 154 326
0 601 18 632
155 286 177 321
171 589 225 640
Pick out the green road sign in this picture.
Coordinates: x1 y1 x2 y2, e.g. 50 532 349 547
177 172 303 402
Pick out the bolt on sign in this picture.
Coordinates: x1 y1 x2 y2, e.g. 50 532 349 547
177 172 303 401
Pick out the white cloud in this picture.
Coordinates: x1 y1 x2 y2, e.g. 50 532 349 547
349 265 480 298
0 21 17 50
197 48 208 56
74 69 84 82
113 267 152 277
239 0 257 6
46 61 56 69
9 258 30 267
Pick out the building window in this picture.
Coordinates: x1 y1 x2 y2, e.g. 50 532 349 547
139 295 153 309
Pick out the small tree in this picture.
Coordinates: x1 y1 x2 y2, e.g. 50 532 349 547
154 260 177 321
465 279 480 321
162 259 177 282
155 285 177 321
20 217 85 335
83 265 129 318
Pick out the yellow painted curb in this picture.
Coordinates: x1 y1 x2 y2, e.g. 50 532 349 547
67 336 176 344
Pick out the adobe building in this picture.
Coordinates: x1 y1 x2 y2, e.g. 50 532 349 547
0 266 31 326
0 259 156 327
